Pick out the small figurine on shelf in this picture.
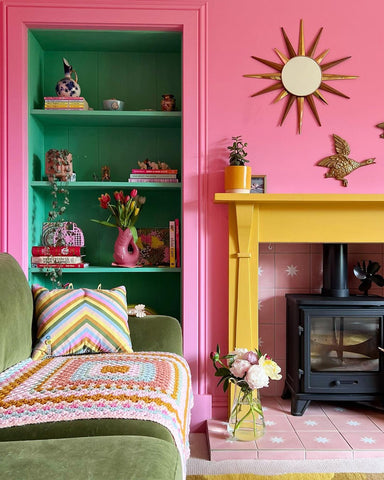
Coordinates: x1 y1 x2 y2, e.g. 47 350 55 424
101 165 111 181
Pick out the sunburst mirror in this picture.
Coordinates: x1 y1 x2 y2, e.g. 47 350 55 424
244 20 358 133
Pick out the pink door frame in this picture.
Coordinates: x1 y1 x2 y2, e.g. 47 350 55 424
0 0 211 431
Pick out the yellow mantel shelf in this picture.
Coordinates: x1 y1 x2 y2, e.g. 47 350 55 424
214 193 384 353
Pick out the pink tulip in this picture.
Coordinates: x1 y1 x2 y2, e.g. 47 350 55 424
130 189 138 198
98 193 110 209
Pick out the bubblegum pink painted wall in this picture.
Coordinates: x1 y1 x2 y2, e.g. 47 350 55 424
205 0 384 417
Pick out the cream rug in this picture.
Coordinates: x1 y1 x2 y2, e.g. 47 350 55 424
187 474 384 480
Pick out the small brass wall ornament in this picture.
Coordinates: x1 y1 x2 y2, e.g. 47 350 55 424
376 122 384 138
317 134 375 187
243 19 357 134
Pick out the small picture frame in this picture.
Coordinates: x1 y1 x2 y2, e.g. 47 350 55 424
250 175 266 193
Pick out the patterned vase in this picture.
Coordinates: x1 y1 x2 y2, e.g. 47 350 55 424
56 57 81 97
112 227 139 267
228 383 265 441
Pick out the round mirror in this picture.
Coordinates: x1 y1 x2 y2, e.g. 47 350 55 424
281 56 322 96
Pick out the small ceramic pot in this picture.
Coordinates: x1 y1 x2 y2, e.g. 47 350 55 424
103 99 124 111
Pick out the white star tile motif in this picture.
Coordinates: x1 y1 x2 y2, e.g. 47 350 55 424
347 420 361 427
258 299 263 310
270 436 284 444
305 420 318 426
361 436 376 444
314 436 329 444
265 420 276 426
285 264 298 276
258 265 263 276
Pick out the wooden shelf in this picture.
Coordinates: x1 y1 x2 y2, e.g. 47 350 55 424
31 181 181 190
30 266 181 273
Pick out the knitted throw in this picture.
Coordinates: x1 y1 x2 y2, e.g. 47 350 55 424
0 352 193 478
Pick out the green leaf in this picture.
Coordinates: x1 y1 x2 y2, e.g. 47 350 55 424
90 219 117 228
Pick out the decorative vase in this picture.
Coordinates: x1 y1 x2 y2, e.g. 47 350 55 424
112 227 140 267
56 57 81 97
228 384 265 441
161 94 176 111
224 165 252 193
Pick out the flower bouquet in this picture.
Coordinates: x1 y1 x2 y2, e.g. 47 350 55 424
211 345 282 441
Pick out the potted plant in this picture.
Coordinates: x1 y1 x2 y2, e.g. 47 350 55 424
225 136 252 193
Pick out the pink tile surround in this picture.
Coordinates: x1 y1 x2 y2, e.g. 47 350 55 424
207 397 384 461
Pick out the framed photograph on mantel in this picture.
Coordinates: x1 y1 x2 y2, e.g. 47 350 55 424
250 175 266 193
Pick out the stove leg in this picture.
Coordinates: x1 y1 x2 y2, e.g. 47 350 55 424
291 397 310 416
281 382 291 399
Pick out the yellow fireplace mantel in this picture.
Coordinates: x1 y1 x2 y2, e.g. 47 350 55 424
214 193 384 353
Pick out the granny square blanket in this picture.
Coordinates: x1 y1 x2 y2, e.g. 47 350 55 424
0 352 193 478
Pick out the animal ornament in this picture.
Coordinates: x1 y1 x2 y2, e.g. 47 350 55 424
317 134 375 187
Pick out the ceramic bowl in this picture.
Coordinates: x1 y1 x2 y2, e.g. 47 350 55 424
103 99 125 111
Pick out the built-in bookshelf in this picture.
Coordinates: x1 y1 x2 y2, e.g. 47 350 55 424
28 29 182 320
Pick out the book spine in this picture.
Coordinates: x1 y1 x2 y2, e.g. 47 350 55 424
129 173 177 178
31 246 83 256
44 97 85 100
131 169 178 174
128 178 178 183
169 220 176 268
31 256 83 264
175 218 180 268
33 263 89 269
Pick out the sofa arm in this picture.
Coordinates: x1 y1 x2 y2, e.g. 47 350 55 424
128 315 182 356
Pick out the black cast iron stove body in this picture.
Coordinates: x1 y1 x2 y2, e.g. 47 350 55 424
283 244 384 415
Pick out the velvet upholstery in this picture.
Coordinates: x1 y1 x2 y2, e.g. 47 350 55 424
0 435 182 480
0 253 33 372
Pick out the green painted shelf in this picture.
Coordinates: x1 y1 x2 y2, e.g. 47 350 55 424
30 109 182 127
31 181 181 190
30 266 181 273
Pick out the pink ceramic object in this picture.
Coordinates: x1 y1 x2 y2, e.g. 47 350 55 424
112 227 139 267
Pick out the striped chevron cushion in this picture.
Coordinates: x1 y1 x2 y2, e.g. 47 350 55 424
31 285 133 360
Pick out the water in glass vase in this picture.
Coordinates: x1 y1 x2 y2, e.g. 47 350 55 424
228 384 265 441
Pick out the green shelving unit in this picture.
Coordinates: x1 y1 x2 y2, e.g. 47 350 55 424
28 29 183 320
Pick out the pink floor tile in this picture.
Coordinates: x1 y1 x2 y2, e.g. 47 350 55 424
367 414 384 432
342 431 384 450
320 403 369 416
207 420 256 450
258 450 306 460
287 414 336 431
328 414 380 432
211 450 258 461
353 450 384 459
263 415 295 431
298 431 351 451
305 450 353 460
256 430 304 450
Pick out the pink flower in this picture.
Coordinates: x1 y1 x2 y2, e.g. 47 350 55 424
114 190 124 203
230 359 251 378
242 351 258 364
130 189 138 198
245 364 269 390
124 195 130 204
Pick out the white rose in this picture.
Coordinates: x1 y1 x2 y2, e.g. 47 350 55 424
245 364 269 390
230 359 251 378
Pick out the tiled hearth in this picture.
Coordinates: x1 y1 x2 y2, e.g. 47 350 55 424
207 396 384 461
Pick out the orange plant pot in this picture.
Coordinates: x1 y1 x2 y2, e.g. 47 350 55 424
224 166 251 193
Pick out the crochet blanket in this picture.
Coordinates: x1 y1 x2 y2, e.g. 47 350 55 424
0 352 193 478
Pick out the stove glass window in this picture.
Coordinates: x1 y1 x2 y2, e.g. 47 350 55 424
310 316 380 372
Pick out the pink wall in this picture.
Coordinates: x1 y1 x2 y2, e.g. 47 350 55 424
2 0 384 428
206 0 384 417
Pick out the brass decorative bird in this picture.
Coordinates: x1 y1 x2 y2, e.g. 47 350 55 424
317 134 375 187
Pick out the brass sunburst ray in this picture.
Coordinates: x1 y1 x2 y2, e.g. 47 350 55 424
244 19 357 133
319 82 350 99
250 82 283 97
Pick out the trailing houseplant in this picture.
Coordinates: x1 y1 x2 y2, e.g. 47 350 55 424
224 136 252 193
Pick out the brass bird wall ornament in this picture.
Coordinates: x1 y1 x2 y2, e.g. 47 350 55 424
317 134 375 187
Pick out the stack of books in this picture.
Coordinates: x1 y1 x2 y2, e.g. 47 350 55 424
44 97 89 110
169 218 180 268
128 169 179 183
31 245 88 269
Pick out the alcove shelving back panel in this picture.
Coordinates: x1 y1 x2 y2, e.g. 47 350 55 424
28 29 182 321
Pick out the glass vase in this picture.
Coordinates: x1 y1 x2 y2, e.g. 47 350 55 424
228 384 265 441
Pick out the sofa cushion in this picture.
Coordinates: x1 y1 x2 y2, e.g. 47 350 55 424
31 285 133 359
0 435 182 480
0 253 33 373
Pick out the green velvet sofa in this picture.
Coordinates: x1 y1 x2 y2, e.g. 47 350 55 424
0 253 187 480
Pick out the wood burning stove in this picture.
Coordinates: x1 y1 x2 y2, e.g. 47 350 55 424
283 244 384 415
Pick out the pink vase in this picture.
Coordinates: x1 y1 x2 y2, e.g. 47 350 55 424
112 227 139 267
